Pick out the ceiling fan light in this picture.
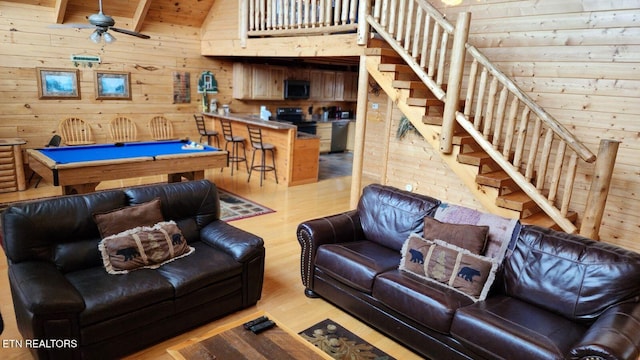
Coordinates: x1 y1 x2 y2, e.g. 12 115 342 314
103 32 116 44
90 30 102 43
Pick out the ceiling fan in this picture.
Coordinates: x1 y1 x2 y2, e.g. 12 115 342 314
50 0 150 44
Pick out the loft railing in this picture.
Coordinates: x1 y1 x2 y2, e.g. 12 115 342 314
239 0 371 46
366 0 619 237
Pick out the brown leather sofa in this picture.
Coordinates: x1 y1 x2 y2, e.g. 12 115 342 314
298 183 640 360
2 179 265 359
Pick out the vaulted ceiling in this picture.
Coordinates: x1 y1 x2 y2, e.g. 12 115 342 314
6 0 216 31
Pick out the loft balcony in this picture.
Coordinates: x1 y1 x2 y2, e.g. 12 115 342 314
201 0 368 58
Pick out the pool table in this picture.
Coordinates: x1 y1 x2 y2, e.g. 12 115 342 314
27 140 228 195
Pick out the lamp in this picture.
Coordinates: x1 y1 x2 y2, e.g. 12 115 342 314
102 32 116 44
89 28 116 44
90 29 102 43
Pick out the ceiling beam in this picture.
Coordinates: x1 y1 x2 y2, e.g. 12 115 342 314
53 0 69 24
132 0 153 32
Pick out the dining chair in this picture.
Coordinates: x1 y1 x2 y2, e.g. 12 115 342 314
109 116 138 142
149 116 175 140
58 117 95 145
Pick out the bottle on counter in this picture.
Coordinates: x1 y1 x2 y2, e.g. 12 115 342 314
210 99 218 113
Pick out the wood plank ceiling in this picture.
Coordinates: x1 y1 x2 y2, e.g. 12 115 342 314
5 0 216 31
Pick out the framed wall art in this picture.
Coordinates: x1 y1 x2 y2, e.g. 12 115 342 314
95 71 131 100
37 68 81 99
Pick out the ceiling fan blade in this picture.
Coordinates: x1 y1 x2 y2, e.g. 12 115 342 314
48 23 96 29
110 27 150 39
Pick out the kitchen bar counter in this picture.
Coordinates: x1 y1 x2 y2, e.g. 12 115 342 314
203 112 320 186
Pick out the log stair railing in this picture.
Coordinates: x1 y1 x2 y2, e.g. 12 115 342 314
364 0 620 238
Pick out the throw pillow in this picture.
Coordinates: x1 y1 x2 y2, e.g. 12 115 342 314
93 198 164 238
424 239 499 302
423 216 489 255
399 233 435 277
98 221 194 274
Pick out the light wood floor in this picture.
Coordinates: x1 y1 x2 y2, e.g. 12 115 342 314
0 169 421 359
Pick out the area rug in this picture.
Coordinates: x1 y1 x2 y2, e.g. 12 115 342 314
299 319 396 360
218 188 275 222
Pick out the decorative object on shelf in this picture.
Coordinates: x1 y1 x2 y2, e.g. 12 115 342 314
396 115 419 140
70 54 101 68
198 71 218 93
95 71 131 100
36 68 81 100
201 89 209 112
172 71 190 104
48 0 149 44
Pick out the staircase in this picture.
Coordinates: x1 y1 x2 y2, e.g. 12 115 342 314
362 3 619 237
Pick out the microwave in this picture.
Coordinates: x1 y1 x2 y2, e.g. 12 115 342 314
284 79 310 99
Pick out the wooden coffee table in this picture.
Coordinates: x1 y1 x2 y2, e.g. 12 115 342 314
167 311 332 360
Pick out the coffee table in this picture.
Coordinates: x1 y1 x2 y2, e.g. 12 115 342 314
167 311 332 360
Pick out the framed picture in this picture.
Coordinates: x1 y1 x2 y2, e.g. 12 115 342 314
37 68 81 99
95 71 131 100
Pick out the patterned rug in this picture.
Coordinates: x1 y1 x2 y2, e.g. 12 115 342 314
299 319 396 360
218 188 275 222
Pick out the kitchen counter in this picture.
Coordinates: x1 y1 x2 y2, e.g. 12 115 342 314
202 112 320 186
203 112 297 131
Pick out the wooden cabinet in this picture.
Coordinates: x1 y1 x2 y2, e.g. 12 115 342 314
310 70 340 101
316 122 332 153
233 63 284 100
343 72 358 101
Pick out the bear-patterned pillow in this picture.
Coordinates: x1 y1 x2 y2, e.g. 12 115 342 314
400 234 498 302
98 221 194 274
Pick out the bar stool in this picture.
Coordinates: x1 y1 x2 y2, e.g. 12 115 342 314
247 126 278 186
193 114 219 147
219 119 247 175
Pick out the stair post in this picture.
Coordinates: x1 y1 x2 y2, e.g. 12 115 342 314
579 139 620 240
440 12 471 154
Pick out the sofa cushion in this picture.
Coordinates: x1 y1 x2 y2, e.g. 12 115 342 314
93 198 164 238
315 241 400 293
373 270 474 334
400 234 498 302
434 203 520 260
98 221 194 274
358 184 440 251
155 241 243 298
450 296 588 360
423 217 488 254
505 225 640 321
65 266 174 326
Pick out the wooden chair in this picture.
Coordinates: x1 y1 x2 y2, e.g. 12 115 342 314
149 116 174 140
58 117 95 145
109 116 138 143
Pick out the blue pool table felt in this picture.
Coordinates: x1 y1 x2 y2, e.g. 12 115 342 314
39 140 219 164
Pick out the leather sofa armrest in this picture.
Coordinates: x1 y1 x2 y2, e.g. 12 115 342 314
9 261 85 315
296 210 363 291
200 220 265 263
569 301 640 360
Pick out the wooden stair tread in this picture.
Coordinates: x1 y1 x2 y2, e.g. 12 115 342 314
392 80 425 90
476 170 516 188
521 211 578 230
457 151 493 166
496 191 538 211
407 97 443 107
378 63 413 73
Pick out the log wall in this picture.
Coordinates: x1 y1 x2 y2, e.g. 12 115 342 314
0 2 236 150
